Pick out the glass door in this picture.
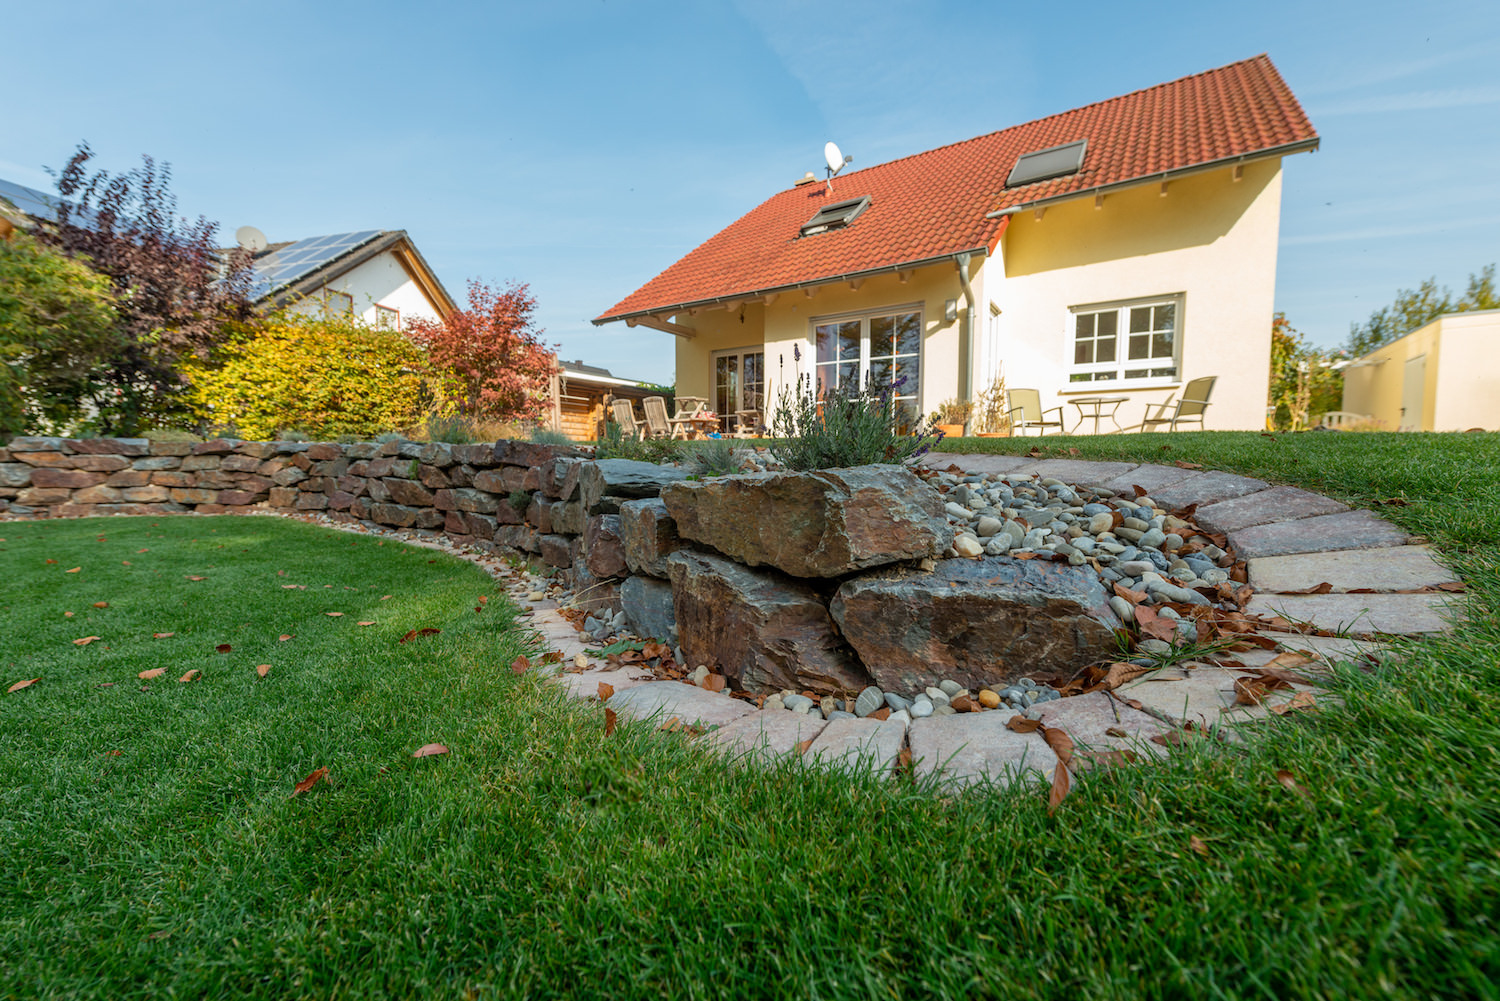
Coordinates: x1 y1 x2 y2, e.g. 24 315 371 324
713 348 765 432
813 308 921 428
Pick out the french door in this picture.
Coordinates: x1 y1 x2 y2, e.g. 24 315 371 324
813 307 922 425
712 348 765 430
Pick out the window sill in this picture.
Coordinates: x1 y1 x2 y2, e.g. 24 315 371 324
1060 381 1180 395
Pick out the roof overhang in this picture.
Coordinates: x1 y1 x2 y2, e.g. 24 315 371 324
986 138 1320 218
594 246 990 329
259 230 458 317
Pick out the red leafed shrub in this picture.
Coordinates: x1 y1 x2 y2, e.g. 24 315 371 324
406 280 557 424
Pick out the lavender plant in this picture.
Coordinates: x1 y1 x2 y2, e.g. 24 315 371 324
768 374 943 471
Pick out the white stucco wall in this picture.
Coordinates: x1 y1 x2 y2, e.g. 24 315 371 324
1343 310 1500 431
286 250 445 329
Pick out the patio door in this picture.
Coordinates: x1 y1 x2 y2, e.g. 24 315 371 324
812 307 922 426
713 348 765 430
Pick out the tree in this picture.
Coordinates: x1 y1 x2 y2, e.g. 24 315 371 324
405 280 556 423
1269 313 1342 431
0 231 123 438
39 142 253 433
1346 264 1499 357
181 315 428 441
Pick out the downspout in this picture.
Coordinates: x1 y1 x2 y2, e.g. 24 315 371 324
956 252 978 427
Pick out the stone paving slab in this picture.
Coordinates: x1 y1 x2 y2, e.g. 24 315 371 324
1098 463 1200 497
607 681 756 728
1266 633 1389 663
1193 486 1349 534
1249 544 1458 593
1020 459 1141 486
1034 691 1174 755
805 717 908 776
920 453 1034 475
555 666 657 700
1231 509 1410 559
1150 472 1271 511
705 709 830 764
1246 593 1457 635
1118 665 1312 727
908 712 1056 789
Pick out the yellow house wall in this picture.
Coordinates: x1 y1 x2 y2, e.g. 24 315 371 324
990 160 1285 431
1342 311 1500 431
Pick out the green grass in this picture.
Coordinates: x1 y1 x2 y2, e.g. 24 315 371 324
2 429 1499 999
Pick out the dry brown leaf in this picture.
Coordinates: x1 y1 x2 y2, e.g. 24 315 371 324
45 559 56 564
510 655 531 674
604 708 617 736
256 664 271 678
1088 662 1157 693
399 627 441 644
1074 748 1140 771
64 611 74 617
139 668 167 680
702 673 727 693
1270 691 1318 715
357 621 375 627
1046 760 1071 814
1173 460 1204 469
1189 835 1210 857
796 736 814 754
413 743 449 758
597 682 615 701
73 636 101 646
7 678 39 693
292 767 328 795
1435 581 1466 592
153 632 176 640
325 612 344 618
1006 715 1043 733
65 567 81 573
178 669 200 683
1040 725 1074 767
1104 726 1129 738
184 575 205 581
92 601 108 609
1112 582 1148 605
1275 769 1310 798
215 643 232 654
871 706 891 721
1282 582 1334 595
896 746 913 772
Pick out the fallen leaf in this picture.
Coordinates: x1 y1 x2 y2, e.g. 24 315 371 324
1006 715 1043 733
7 678 40 693
796 737 814 754
326 612 344 618
93 601 109 609
896 746 913 772
1067 447 1080 456
1047 760 1071 814
292 767 328 795
1189 835 1210 857
357 621 375 626
1270 691 1318 715
215 643 232 654
64 611 74 617
380 595 392 600
604 708 618 736
139 668 166 680
1173 460 1204 469
121 561 130 566
256 664 271 678
73 636 102 646
185 575 205 581
1275 769 1310 798
1282 582 1334 595
46 558 57 564
1086 662 1157 693
278 634 293 642
1112 582 1148 605
1074 748 1140 770
137 548 149 553
398 627 441 644
281 584 300 590
1435 581 1467 592
178 669 199 683
66 567 81 573
702 673 727 693
413 743 449 758
510 655 531 674
597 682 615 701
1104 726 1129 738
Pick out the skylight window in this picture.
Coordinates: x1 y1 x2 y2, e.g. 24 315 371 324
800 196 871 236
1006 140 1087 188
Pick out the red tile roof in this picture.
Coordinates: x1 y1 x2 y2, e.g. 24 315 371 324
595 55 1318 324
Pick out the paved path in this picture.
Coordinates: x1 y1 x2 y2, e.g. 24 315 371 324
503 456 1462 791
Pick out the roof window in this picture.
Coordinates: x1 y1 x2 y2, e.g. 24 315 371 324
1007 139 1087 187
800 195 870 236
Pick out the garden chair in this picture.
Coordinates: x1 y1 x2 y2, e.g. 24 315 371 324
641 396 683 439
1139 376 1217 432
1317 410 1370 429
610 397 646 438
1004 388 1065 436
731 409 761 439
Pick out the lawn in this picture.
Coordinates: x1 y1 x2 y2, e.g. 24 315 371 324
2 431 1498 999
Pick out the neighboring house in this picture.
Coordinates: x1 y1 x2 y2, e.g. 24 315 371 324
545 359 657 441
244 229 455 330
1341 310 1500 431
593 55 1319 432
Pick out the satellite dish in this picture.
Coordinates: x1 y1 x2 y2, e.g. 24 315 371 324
235 225 269 253
824 141 844 173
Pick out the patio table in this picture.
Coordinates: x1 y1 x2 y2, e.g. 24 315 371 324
1068 396 1128 435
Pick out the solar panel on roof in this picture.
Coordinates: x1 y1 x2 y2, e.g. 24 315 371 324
247 230 383 299
1006 140 1087 188
0 177 65 222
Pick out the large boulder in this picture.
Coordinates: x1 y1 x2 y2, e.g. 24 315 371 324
667 550 869 695
660 464 950 579
621 575 676 642
583 514 627 579
830 556 1123 693
618 498 687 578
578 459 691 515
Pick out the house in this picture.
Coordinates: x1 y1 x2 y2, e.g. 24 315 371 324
242 229 455 330
544 359 657 441
1341 310 1500 431
593 55 1319 433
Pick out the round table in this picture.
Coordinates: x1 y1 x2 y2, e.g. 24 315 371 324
1068 396 1128 435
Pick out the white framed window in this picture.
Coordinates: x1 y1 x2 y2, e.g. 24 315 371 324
712 347 765 428
375 304 401 331
1069 295 1181 384
323 289 355 319
811 305 922 426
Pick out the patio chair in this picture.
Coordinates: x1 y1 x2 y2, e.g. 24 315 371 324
641 396 685 439
731 409 761 439
1004 388 1066 436
1140 376 1217 432
1317 410 1370 429
610 397 646 439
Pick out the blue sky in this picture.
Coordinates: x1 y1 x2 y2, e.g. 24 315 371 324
4 0 1497 384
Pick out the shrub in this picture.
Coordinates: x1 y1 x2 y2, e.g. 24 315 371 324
0 231 123 438
686 439 739 477
182 316 426 440
769 375 941 471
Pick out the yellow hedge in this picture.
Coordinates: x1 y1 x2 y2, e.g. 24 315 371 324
184 318 427 440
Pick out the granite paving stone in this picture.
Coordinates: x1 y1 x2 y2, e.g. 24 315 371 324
1034 691 1174 755
1150 472 1271 511
1249 544 1457 593
555 666 658 700
608 681 757 728
1265 632 1388 664
1097 463 1200 497
805 717 909 776
907 712 1057 788
918 453 1034 475
1231 509 1410 559
1118 665 1314 727
1020 459 1141 486
1193 486 1349 534
1247 593 1457 635
705 710 831 764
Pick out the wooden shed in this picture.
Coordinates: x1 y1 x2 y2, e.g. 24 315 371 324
546 360 657 441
